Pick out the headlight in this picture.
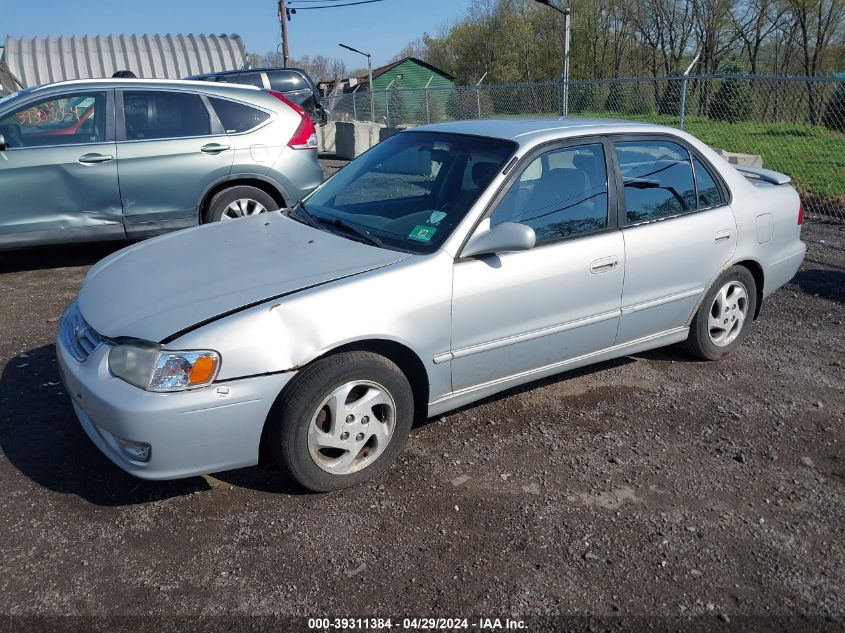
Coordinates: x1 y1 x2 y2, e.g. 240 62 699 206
108 341 221 392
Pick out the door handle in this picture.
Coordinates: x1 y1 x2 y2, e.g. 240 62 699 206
714 230 731 244
201 143 230 154
590 256 619 274
78 153 114 165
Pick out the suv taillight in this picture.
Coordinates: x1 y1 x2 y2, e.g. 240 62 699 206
797 203 804 226
268 90 317 150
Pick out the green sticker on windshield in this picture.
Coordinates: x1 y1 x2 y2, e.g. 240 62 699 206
408 225 437 242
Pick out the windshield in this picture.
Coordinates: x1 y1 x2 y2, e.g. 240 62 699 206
304 131 517 253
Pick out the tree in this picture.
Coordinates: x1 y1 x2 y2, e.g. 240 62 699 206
658 74 684 114
392 0 845 86
730 0 788 75
788 0 845 123
708 61 755 121
569 82 602 112
604 82 628 111
414 93 446 123
822 82 845 131
386 88 408 125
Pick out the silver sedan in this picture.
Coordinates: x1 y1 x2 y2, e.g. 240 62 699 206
57 119 806 491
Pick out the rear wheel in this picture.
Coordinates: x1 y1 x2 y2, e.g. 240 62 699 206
683 265 757 360
266 352 414 492
204 185 279 223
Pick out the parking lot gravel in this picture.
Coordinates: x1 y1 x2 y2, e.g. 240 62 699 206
0 159 842 631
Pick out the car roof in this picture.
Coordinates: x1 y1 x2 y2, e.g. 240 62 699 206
412 118 676 147
196 67 310 76
25 77 264 95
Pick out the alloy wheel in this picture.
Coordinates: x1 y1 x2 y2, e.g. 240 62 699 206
221 198 268 220
307 380 397 475
708 280 748 347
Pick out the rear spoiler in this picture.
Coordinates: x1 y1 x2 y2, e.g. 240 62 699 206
734 165 791 185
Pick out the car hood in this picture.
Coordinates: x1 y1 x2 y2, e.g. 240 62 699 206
77 213 410 342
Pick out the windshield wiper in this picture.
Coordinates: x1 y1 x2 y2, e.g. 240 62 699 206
318 217 384 248
287 201 384 248
287 200 320 229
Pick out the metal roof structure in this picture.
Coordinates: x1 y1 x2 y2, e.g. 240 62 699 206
1 34 247 90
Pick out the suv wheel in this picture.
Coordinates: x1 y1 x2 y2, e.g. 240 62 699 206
205 186 279 223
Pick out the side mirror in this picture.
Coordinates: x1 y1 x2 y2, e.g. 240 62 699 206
0 134 6 151
461 221 536 258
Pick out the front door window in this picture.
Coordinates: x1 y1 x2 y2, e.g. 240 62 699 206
491 143 610 244
0 92 106 148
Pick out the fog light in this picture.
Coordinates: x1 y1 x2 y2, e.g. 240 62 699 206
114 436 151 463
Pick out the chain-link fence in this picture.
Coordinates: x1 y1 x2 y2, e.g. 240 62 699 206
324 75 845 221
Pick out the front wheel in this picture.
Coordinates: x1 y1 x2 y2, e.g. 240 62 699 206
683 265 757 361
266 352 414 492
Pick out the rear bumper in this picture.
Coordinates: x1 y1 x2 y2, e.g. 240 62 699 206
57 335 295 480
763 242 806 297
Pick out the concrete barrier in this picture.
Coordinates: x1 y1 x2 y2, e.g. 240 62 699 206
714 149 764 168
379 127 403 142
335 121 383 160
317 121 337 155
379 125 418 142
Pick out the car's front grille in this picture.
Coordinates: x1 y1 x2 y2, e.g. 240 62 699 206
59 303 108 362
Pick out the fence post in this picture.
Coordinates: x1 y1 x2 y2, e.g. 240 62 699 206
475 72 488 120
557 80 564 117
678 52 700 130
423 76 434 124
352 92 357 121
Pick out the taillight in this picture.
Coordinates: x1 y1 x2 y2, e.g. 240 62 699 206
267 90 317 150
797 203 804 226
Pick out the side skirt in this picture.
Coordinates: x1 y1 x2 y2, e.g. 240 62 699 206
427 327 689 417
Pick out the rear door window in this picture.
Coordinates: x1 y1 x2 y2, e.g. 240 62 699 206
693 158 725 208
122 91 211 140
615 140 696 223
208 97 270 133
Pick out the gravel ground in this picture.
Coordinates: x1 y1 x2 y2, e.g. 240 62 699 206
0 162 842 631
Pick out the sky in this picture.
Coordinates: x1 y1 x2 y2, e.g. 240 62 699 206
2 0 474 69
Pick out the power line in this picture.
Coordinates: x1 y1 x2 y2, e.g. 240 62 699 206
287 0 386 8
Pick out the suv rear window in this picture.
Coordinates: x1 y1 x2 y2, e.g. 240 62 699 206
209 97 270 133
233 72 265 88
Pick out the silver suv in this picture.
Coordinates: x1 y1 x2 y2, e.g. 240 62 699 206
0 78 324 251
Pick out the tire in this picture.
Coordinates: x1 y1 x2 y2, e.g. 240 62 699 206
683 265 757 361
204 185 279 223
266 351 414 492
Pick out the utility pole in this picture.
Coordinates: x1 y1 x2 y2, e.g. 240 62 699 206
562 7 570 117
278 0 290 67
535 0 571 116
